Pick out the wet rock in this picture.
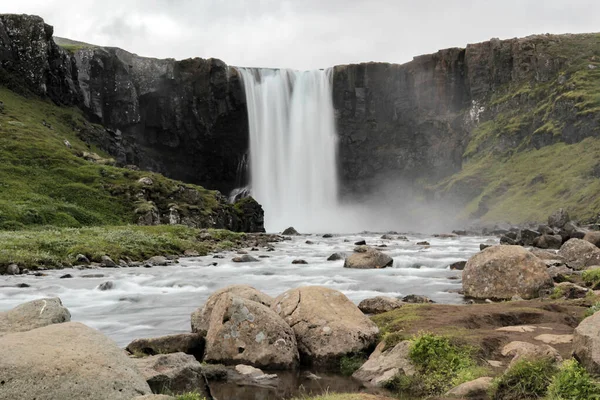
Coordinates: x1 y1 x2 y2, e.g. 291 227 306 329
446 377 493 398
81 273 104 278
518 229 540 246
213 255 225 259
271 286 379 367
501 341 561 366
0 322 151 399
533 234 563 249
344 246 393 269
191 285 274 336
232 255 260 263
402 294 434 303
15 283 30 288
380 234 395 240
327 252 345 261
305 240 314 245
463 245 553 300
358 296 405 314
549 208 570 229
322 234 333 238
0 297 71 335
449 261 467 270
204 294 299 369
500 235 517 245
234 364 278 384
6 264 20 275
282 227 299 235
100 255 117 268
480 244 492 251
573 310 600 374
584 231 600 248
76 254 90 264
558 238 600 270
59 274 73 279
97 281 115 291
132 352 210 396
292 259 308 265
145 256 169 266
127 333 205 359
416 241 430 246
354 239 367 245
353 341 414 386
183 249 200 257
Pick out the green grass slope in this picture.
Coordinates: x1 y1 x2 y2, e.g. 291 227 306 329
438 33 600 223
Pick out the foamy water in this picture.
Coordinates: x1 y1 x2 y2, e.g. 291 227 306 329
0 233 492 347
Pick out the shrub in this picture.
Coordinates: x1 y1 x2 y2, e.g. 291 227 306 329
491 357 557 400
339 353 367 376
547 359 600 399
585 301 600 318
583 269 600 289
175 393 206 400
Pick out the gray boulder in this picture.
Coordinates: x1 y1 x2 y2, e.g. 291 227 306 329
126 333 205 358
573 311 600 374
343 246 393 269
327 252 345 261
358 296 405 314
558 238 600 270
533 234 563 249
548 208 570 229
100 255 117 267
353 340 415 386
0 297 70 336
584 231 600 248
6 264 20 275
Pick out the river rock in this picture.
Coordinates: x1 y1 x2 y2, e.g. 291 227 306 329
145 255 170 266
98 281 115 291
352 340 415 386
327 252 345 261
232 254 260 263
204 294 298 369
533 234 563 249
191 285 273 335
0 297 70 336
402 294 434 303
449 261 467 270
282 227 299 235
549 208 570 229
127 333 205 358
0 322 151 399
462 245 553 300
344 246 393 269
234 364 278 383
518 228 540 246
584 231 600 248
446 377 493 398
358 296 405 314
558 238 600 270
501 341 562 366
547 265 574 282
76 253 91 264
133 396 175 400
100 255 117 267
132 352 210 396
6 263 20 275
573 310 600 374
271 286 379 366
292 259 308 264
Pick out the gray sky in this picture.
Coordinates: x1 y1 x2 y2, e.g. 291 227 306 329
6 0 600 70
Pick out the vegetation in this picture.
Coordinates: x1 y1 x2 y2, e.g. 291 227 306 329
583 269 600 289
339 353 368 376
585 301 600 318
490 357 557 400
174 393 206 400
0 225 244 271
291 394 389 400
546 359 600 400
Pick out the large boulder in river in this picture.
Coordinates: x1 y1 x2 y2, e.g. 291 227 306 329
0 321 151 399
573 311 600 374
358 296 405 314
204 294 299 369
0 297 70 336
344 246 393 269
558 238 600 270
462 246 553 300
126 333 205 358
191 285 273 335
271 286 379 366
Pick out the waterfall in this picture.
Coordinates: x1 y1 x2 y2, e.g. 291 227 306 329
236 68 339 232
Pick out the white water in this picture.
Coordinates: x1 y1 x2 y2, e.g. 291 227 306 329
237 68 339 233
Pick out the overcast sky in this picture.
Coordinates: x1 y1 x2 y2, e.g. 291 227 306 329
6 0 600 70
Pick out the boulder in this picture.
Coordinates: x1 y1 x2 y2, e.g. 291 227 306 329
344 246 393 269
204 294 299 369
0 322 151 399
234 364 278 384
501 341 561 367
191 285 273 335
547 265 574 282
462 245 553 300
271 286 379 366
145 255 170 266
449 261 467 270
518 229 540 246
553 282 590 299
584 231 600 248
133 396 175 400
292 259 308 264
98 281 115 291
327 252 345 261
533 234 563 249
282 227 299 235
358 296 405 314
126 333 205 359
232 255 259 263
573 311 600 374
76 253 91 264
6 263 20 275
354 239 367 245
446 377 493 398
0 297 70 336
548 208 570 229
352 341 415 386
100 255 117 267
402 294 434 303
558 238 600 270
132 352 210 396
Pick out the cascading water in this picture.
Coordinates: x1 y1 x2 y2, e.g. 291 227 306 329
236 68 339 232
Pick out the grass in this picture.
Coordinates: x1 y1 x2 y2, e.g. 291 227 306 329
174 393 206 400
0 225 244 271
546 359 600 400
291 395 389 400
583 269 600 289
585 301 600 318
490 357 557 400
339 353 368 376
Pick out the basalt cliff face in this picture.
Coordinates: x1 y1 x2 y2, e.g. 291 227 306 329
2 14 599 223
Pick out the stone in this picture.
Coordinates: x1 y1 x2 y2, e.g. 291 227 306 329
548 208 570 229
496 325 537 333
204 294 299 369
60 274 73 279
0 297 71 336
533 234 563 249
132 352 210 396
344 246 393 269
358 296 405 314
480 244 492 251
98 281 115 291
381 234 395 240
354 239 367 245
547 265 574 281
327 252 345 261
501 341 562 366
234 364 278 383
416 241 430 246
554 282 590 299
100 255 117 267
462 245 553 300
191 285 273 335
518 228 540 246
292 259 308 264
133 396 175 400
126 333 205 358
232 255 260 263
271 286 379 366
534 334 573 345
184 249 200 257
138 177 154 185
584 231 600 248
0 322 151 399
322 233 333 238
449 261 467 270
282 227 299 235
446 377 493 398
402 294 434 303
146 255 170 266
353 341 415 386
558 238 600 270
6 263 20 275
573 311 600 374
500 235 517 245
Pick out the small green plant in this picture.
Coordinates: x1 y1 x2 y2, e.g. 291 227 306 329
550 286 565 300
490 357 557 400
585 301 600 318
583 269 600 289
546 359 600 399
175 393 206 400
339 353 367 376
